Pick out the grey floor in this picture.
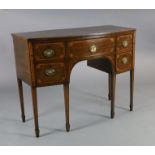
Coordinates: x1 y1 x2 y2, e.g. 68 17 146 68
0 50 154 145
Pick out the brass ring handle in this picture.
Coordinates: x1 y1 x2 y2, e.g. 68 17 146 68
122 40 128 48
90 44 97 53
43 49 55 58
121 57 128 64
45 68 56 76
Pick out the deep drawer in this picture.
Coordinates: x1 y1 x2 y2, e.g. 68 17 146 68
35 63 66 85
116 52 132 73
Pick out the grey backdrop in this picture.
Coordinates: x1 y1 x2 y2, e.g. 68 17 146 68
0 10 154 145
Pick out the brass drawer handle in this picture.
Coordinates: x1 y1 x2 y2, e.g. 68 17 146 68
43 49 55 58
121 57 128 64
122 40 128 48
90 44 97 53
45 68 56 76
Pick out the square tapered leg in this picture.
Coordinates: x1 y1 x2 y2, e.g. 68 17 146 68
63 83 70 132
31 87 40 137
110 73 116 119
108 74 112 100
130 69 134 111
17 78 25 122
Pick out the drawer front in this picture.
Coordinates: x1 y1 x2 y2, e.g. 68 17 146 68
117 34 133 53
33 42 65 62
116 52 132 73
68 38 114 59
36 63 65 85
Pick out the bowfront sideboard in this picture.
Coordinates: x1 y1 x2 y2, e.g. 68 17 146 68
12 25 136 137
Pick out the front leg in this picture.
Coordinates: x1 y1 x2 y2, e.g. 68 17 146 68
111 73 116 119
31 87 40 137
17 78 25 122
63 82 70 132
130 69 134 111
108 74 112 100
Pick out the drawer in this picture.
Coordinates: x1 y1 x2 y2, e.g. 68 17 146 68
35 63 65 85
117 34 133 53
68 38 114 59
116 52 132 73
33 42 65 62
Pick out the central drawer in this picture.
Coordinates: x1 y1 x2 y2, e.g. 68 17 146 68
35 63 66 85
68 38 114 59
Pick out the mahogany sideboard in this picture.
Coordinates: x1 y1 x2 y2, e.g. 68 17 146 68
12 25 136 137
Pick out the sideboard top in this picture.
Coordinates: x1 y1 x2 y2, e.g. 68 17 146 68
12 25 135 40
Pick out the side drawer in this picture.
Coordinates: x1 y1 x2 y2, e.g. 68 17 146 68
116 52 132 73
117 34 133 53
35 63 66 85
33 42 65 62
